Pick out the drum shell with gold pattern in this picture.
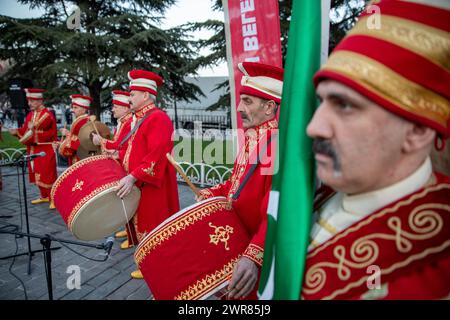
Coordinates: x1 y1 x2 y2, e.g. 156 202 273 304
134 196 250 300
50 155 140 241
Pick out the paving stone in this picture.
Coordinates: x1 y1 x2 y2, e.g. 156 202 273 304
1 166 195 300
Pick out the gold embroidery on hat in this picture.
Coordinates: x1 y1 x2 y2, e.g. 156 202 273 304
323 51 449 127
350 15 450 70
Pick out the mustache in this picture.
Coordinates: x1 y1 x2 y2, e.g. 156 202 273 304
240 112 249 120
312 138 341 172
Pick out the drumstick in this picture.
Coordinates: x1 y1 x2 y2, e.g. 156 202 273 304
166 153 201 197
36 142 56 145
89 115 101 137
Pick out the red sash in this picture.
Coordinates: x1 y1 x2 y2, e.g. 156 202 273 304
303 176 450 300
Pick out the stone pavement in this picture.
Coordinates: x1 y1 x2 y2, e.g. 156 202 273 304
0 166 196 300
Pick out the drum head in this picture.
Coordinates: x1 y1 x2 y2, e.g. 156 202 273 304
71 185 141 241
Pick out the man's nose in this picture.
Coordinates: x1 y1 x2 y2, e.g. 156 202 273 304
306 104 333 140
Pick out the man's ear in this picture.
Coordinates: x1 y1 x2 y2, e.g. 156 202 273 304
402 123 436 153
265 100 277 116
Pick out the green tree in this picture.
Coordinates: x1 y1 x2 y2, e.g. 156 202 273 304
0 0 204 117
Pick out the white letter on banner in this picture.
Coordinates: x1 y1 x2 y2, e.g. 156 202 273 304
242 23 257 37
244 37 259 51
240 0 255 13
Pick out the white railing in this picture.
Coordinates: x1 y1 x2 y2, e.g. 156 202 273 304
0 148 26 165
0 147 232 187
177 162 232 187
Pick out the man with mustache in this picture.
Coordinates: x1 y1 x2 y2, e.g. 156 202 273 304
115 69 179 279
197 62 284 299
303 0 449 300
92 90 136 249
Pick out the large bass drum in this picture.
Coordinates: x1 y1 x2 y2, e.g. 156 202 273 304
51 155 140 241
135 196 250 300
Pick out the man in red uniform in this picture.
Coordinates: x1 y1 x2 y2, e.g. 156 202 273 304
116 69 180 279
197 62 284 299
57 94 91 166
9 88 57 209
95 90 132 157
93 90 134 249
303 0 449 300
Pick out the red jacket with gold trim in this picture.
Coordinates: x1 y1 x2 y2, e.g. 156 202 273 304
58 114 89 165
302 172 450 300
199 119 278 267
101 113 132 155
17 107 57 189
121 104 180 240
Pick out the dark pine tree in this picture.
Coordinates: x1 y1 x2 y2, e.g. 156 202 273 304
0 0 204 117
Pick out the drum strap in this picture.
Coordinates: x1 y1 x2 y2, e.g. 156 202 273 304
231 133 276 201
118 109 157 149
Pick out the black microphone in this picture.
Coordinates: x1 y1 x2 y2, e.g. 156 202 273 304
23 151 46 160
103 236 114 256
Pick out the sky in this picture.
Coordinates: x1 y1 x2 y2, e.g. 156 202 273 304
0 0 228 76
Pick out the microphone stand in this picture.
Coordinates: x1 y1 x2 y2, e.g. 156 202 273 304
0 155 57 275
0 228 112 300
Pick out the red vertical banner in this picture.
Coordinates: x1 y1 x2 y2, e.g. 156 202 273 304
224 0 283 135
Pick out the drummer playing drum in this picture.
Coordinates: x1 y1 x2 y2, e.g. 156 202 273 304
115 69 180 279
196 62 284 299
92 90 135 249
54 94 91 166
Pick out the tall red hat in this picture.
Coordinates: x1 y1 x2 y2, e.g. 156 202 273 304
24 88 45 100
70 94 92 109
314 0 450 138
112 90 130 108
128 69 163 96
238 62 284 104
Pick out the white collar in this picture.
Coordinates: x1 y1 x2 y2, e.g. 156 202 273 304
342 157 432 216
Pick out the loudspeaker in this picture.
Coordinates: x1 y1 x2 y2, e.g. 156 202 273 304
8 78 33 127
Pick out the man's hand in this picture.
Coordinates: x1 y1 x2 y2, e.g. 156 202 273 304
104 149 119 160
27 122 34 130
116 174 137 198
9 128 18 136
195 193 205 202
92 133 102 146
60 128 69 136
227 257 258 299
52 141 60 151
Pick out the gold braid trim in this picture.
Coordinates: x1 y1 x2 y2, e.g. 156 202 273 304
307 183 449 259
322 51 449 128
349 15 450 70
199 188 215 199
303 184 450 299
243 244 264 267
175 256 240 300
50 155 115 200
135 199 230 266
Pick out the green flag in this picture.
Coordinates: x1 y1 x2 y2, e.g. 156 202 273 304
258 0 328 299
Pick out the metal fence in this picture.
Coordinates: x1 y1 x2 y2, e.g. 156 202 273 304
0 147 232 187
177 162 232 187
0 147 26 165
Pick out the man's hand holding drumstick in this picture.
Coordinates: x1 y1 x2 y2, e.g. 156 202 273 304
116 174 137 198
